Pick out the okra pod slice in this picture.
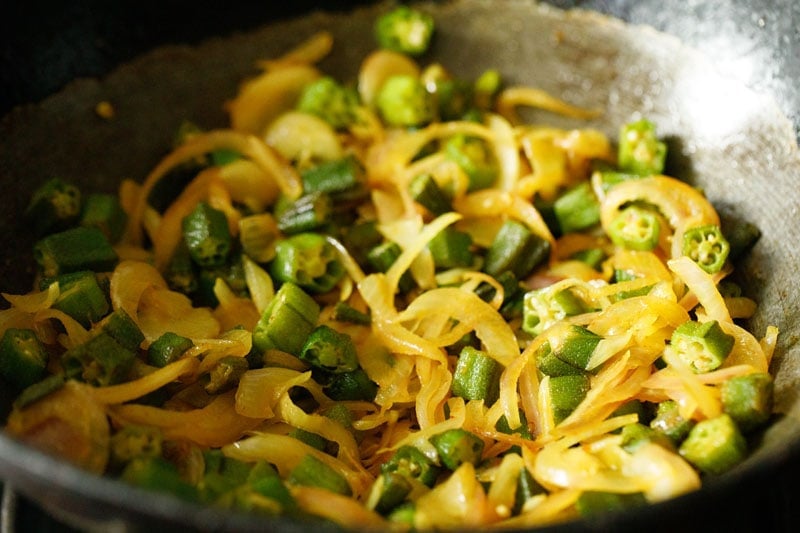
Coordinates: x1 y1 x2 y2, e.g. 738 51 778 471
548 374 591 424
381 445 441 487
102 309 145 352
649 400 695 444
288 454 351 496
276 192 332 235
670 319 734 374
428 226 474 269
408 173 452 216
367 241 416 293
535 342 586 378
205 355 249 394
0 328 48 388
451 346 500 401
122 457 197 502
721 372 773 432
165 241 199 295
252 282 320 356
376 75 435 128
299 325 359 374
553 182 601 234
182 202 232 268
617 118 667 176
483 219 550 279
429 428 484 470
366 472 413 515
324 367 378 401
331 301 371 325
33 226 119 277
608 205 661 251
301 155 364 197
46 271 110 328
445 134 497 191
552 325 603 370
570 248 606 270
575 490 647 517
513 467 546 515
249 475 297 513
681 224 730 274
13 374 65 409
109 425 163 467
80 193 127 243
270 232 345 294
148 332 193 368
288 428 328 451
522 286 593 336
62 332 136 386
679 414 747 475
24 177 82 236
296 76 360 130
374 5 435 57
620 423 674 453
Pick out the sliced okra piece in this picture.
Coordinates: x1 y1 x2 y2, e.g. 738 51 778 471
34 226 118 277
270 232 345 294
122 457 198 502
80 192 127 243
25 177 82 236
62 332 136 386
483 219 550 279
608 205 661 251
670 319 734 374
366 472 413 515
288 454 351 496
252 282 320 356
324 367 378 401
548 374 591 424
408 173 452 216
299 325 359 374
382 445 441 487
429 428 484 470
679 414 747 475
553 182 600 234
721 372 773 432
575 490 648 517
649 400 695 444
451 346 500 402
617 118 667 176
0 328 49 388
182 202 232 268
428 226 474 269
681 224 730 274
45 270 110 328
148 332 193 368
102 309 145 352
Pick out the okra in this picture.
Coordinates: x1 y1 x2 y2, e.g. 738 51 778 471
548 374 591 424
324 367 378 401
102 309 145 352
376 75 434 128
33 226 118 277
367 241 416 293
252 282 320 356
165 241 199 295
24 177 82 236
535 342 586 378
367 472 413 515
473 69 502 111
483 219 550 279
721 373 773 432
451 346 500 401
148 331 193 368
296 76 360 130
270 232 345 294
670 319 734 374
428 226 474 269
523 286 593 336
382 445 441 487
301 155 364 198
513 467 546 515
374 5 435 57
276 192 332 235
445 135 497 191
47 271 110 328
649 400 695 444
429 428 484 470
553 182 600 234
299 325 359 374
682 224 730 274
109 425 163 467
0 328 48 388
575 490 647 517
620 423 674 453
289 428 328 451
570 248 606 270
608 205 661 251
13 374 65 409
62 332 136 386
80 193 127 243
182 202 232 268
288 454 351 496
617 118 667 176
331 301 371 325
205 356 249 394
551 325 603 371
122 457 197 501
679 414 747 475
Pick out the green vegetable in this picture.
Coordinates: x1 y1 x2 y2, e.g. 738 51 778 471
270 232 345 294
553 182 600 234
473 69 502 111
649 400 695 444
575 490 647 517
324 368 378 401
374 5 435 56
429 428 484 470
24 177 82 236
451 346 500 401
388 502 416 526
296 76 360 129
80 193 127 243
102 309 145 352
513 467 546 515
148 331 194 368
670 319 734 374
46 271 110 328
445 135 497 191
367 241 416 293
376 75 434 128
288 454 352 496
275 192 332 235
617 118 667 176
536 342 586 378
483 219 550 279
367 472 413 515
570 248 606 270
62 332 136 386
122 457 197 501
721 373 773 432
165 241 199 295
109 425 163 467
299 325 359 374
252 282 320 356
523 286 593 336
205 355 249 394
182 202 232 268
13 374 66 409
428 226 474 269
382 445 441 487
0 328 48 388
682 224 730 274
678 414 747 475
620 423 674 453
301 155 366 202
33 226 119 277
608 205 661 251
408 173 452 217
551 325 603 371
548 374 591 424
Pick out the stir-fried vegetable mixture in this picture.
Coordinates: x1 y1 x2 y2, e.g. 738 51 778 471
0 5 779 530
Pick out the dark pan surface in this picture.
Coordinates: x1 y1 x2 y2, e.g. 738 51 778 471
1 1 799 531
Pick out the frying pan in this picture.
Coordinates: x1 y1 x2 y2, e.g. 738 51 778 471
1 0 799 531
